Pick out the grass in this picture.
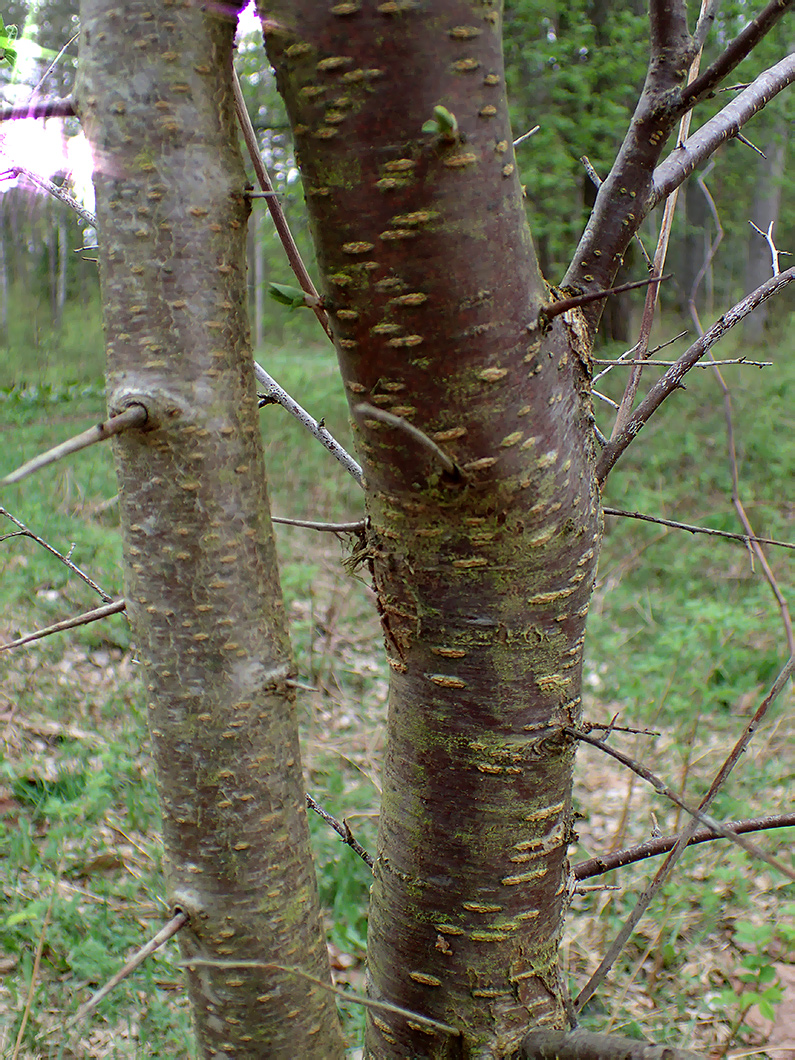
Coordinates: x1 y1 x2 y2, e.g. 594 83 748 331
1 311 793 1057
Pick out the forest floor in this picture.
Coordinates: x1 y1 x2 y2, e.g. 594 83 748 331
1 329 793 1058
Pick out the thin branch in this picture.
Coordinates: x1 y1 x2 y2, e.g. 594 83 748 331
0 507 115 602
0 599 127 653
603 506 794 550
573 812 795 881
0 96 75 121
540 275 671 324
592 330 688 386
749 220 783 276
680 0 795 109
652 53 795 208
180 958 460 1037
306 793 374 869
569 726 795 882
355 403 461 478
735 131 766 157
255 363 364 487
32 30 80 97
68 912 188 1027
0 162 98 228
574 654 795 1011
231 65 331 340
273 516 366 533
612 18 707 439
1 405 147 486
593 358 770 368
693 0 719 49
596 265 795 483
513 125 540 148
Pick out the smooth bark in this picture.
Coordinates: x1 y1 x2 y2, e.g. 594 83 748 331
76 2 344 1056
260 1 601 1054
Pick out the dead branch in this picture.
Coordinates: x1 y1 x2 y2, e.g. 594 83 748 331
573 812 795 880
596 265 795 483
0 163 98 228
569 725 795 881
0 507 115 602
255 363 364 487
306 793 374 869
520 1028 698 1060
0 599 126 653
574 653 795 1011
680 0 795 109
273 516 366 533
593 358 771 368
231 65 331 340
519 1028 700 1060
0 97 75 121
1 404 147 486
69 912 188 1027
540 275 670 324
603 506 794 550
652 53 795 207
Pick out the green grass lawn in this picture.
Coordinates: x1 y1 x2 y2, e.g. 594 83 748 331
1 317 793 1056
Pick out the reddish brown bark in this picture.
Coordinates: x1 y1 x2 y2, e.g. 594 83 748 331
261 2 601 1054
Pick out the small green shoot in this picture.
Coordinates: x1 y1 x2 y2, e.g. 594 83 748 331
422 105 459 142
268 282 322 311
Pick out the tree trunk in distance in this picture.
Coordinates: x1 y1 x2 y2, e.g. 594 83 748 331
76 2 344 1056
261 1 602 1054
744 125 786 342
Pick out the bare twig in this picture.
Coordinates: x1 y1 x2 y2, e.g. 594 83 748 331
69 912 188 1027
593 358 770 368
735 132 766 158
0 507 115 602
749 220 783 276
355 404 460 478
592 331 688 386
569 726 795 881
611 17 707 438
0 97 76 121
231 65 331 340
0 163 97 228
574 654 795 1010
1 404 147 486
255 363 364 487
603 506 794 551
306 793 374 869
652 53 795 208
680 0 795 109
179 958 459 1037
596 265 795 483
513 125 540 148
0 599 127 653
540 275 671 324
573 812 795 881
273 516 365 533
32 30 80 96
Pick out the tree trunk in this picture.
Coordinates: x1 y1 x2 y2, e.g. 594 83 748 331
76 3 344 1056
261 2 601 1054
744 124 786 342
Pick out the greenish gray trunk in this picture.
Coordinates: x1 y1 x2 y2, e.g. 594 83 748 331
77 2 344 1056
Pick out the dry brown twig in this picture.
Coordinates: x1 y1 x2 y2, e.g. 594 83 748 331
1 405 147 486
67 911 188 1028
0 506 115 602
573 652 795 1011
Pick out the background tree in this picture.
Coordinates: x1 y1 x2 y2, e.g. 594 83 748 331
0 0 793 1057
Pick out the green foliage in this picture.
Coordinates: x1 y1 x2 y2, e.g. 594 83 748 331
0 16 18 67
422 105 459 141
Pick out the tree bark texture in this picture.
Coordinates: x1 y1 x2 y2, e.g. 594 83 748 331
261 2 602 1055
76 3 344 1056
